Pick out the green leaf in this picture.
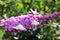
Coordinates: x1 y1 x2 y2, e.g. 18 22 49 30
0 30 5 39
15 3 24 12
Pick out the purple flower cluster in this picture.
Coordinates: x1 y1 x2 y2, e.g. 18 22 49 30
5 17 19 31
0 11 60 32
39 11 60 22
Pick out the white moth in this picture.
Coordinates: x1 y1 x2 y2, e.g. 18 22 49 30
13 24 27 31
31 20 39 26
0 24 4 26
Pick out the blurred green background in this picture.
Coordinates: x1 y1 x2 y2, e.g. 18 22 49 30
0 0 60 18
0 0 60 40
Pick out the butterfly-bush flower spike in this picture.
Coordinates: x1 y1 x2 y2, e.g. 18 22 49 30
0 11 60 32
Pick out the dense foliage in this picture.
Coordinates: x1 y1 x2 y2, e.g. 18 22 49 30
0 0 60 40
0 0 60 18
